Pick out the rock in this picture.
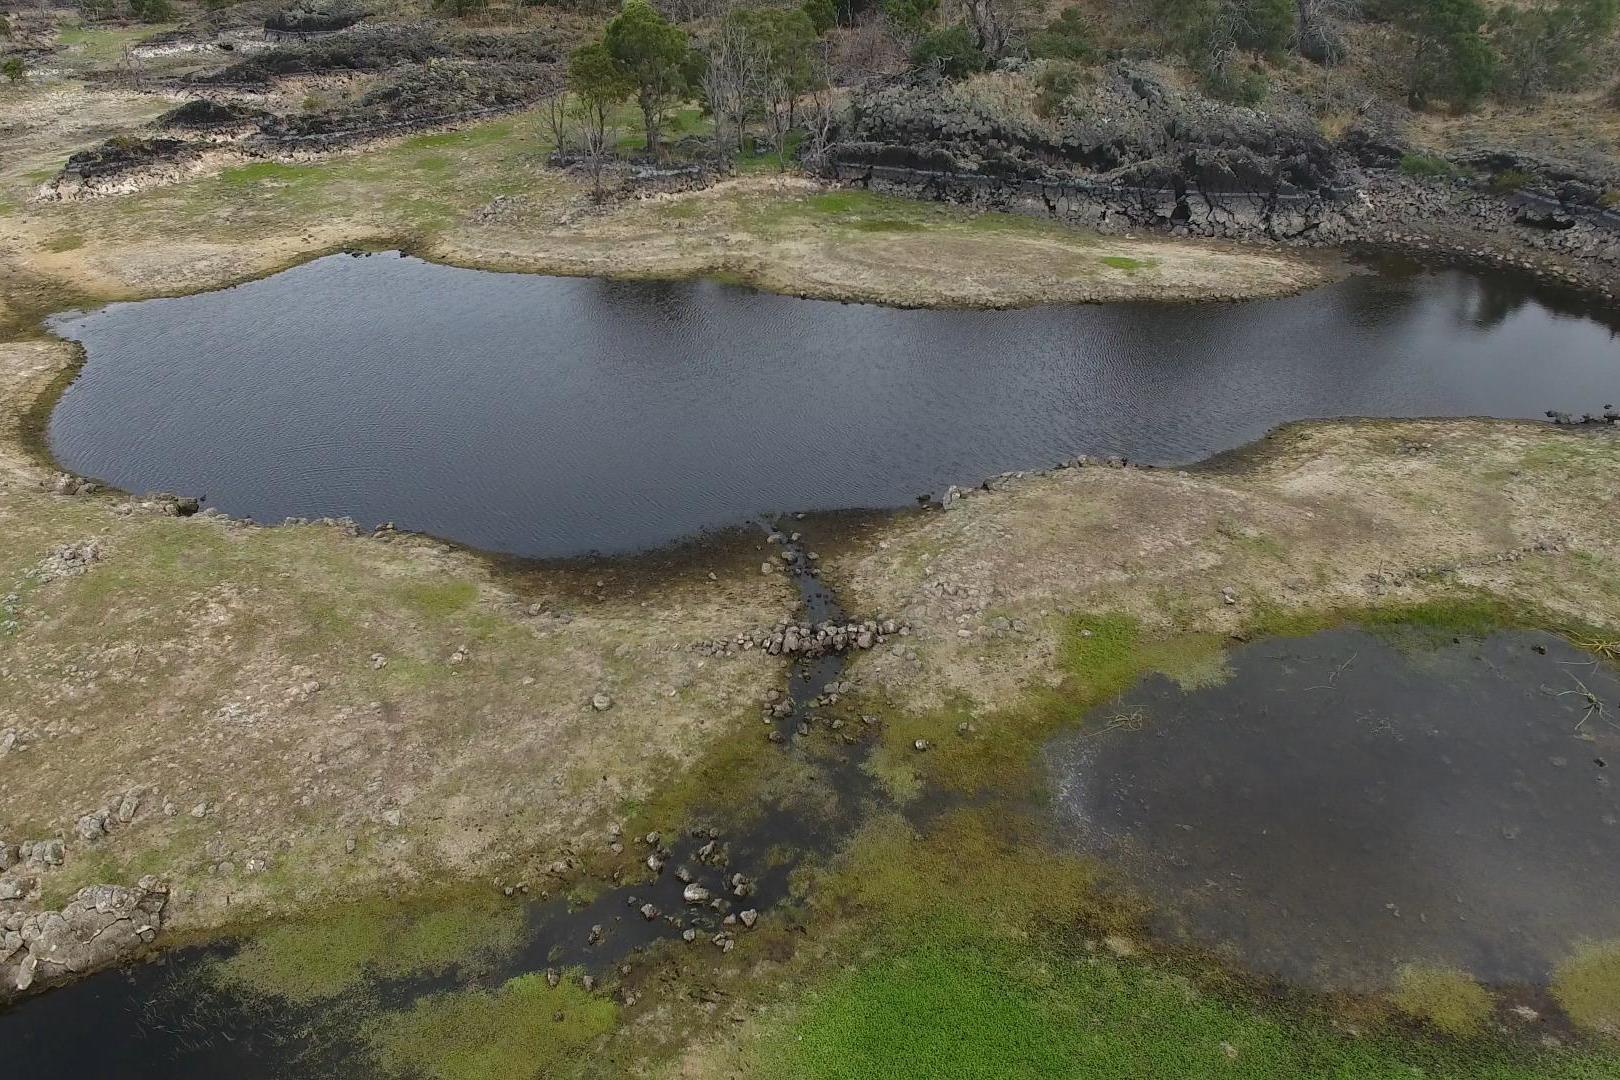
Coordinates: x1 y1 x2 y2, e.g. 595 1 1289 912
913 739 930 751
682 928 697 943
0 878 30 901
581 974 596 992
591 694 613 711
1221 586 1239 605
683 883 713 904
0 845 14 872
546 967 560 988
739 908 758 928
189 802 209 819
74 813 108 842
115 793 140 824
24 840 63 867
639 903 659 921
0 879 167 999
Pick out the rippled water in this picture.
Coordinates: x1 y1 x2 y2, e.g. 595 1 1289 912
1047 629 1620 991
46 252 1620 557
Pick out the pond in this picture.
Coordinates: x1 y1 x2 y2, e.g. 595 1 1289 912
1047 628 1620 992
46 251 1620 557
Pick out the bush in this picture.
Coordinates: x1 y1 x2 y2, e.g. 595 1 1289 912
1034 59 1085 116
1487 168 1533 192
1233 0 1294 55
1201 61 1268 104
803 0 837 35
1399 151 1454 177
1491 0 1618 101
883 0 939 36
1600 188 1620 209
1395 0 1496 108
2 56 23 84
1028 6 1096 61
130 0 176 21
910 23 984 77
0 13 11 38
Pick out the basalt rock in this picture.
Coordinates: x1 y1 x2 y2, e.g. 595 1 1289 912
0 879 168 1001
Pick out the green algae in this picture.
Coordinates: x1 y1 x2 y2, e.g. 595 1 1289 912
364 971 617 1080
1392 964 1494 1036
211 894 529 1004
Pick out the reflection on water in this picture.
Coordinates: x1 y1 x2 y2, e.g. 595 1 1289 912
46 253 1620 558
1047 629 1620 991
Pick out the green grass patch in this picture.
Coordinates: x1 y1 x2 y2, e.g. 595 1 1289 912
759 926 1609 1080
1399 153 1456 179
211 893 529 1004
1554 939 1620 1037
844 218 925 233
216 160 323 191
1100 254 1150 270
364 970 617 1080
44 233 85 253
1392 964 1493 1036
765 806 1610 1079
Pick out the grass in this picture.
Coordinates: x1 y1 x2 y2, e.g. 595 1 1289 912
363 970 617 1080
1392 964 1493 1036
749 803 1613 1080
210 893 531 1004
1399 153 1456 179
1554 940 1620 1037
1101 254 1151 270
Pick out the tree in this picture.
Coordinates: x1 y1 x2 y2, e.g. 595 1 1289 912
1294 0 1357 64
568 41 633 195
803 0 838 34
1491 0 1618 101
603 0 693 156
1395 0 1496 107
738 7 819 152
882 0 939 46
910 24 986 77
702 10 762 153
2 57 24 85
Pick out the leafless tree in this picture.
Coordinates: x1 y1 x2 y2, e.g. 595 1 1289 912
573 92 619 200
540 90 575 153
702 12 761 154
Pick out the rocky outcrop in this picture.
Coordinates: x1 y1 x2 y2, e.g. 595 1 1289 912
0 879 168 1000
831 63 1348 241
697 618 909 660
824 63 1620 295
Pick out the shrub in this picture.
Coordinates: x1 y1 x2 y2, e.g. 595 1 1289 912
1487 168 1533 192
1203 61 1269 104
130 0 176 21
803 0 837 35
2 56 23 84
1492 0 1619 101
0 13 11 38
883 0 939 37
1399 151 1454 177
1027 7 1096 61
1601 188 1620 209
1233 0 1294 55
1034 59 1084 116
1395 0 1496 108
910 23 984 77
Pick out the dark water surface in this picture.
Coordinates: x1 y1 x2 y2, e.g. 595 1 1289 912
1047 629 1620 991
46 252 1620 557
